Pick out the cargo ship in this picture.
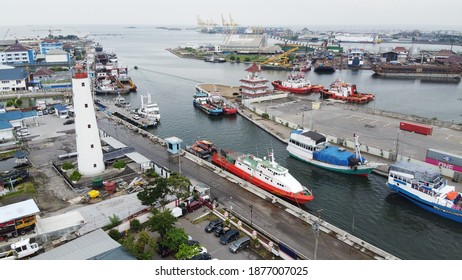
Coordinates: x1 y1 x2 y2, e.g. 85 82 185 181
371 62 462 81
211 148 314 204
387 161 462 223
287 130 378 176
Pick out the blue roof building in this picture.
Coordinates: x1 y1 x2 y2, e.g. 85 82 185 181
0 67 29 92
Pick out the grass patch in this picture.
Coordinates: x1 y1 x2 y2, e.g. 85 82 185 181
0 150 17 160
191 211 216 225
0 182 36 201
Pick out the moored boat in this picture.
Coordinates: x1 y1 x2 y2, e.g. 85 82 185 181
193 97 223 116
386 161 462 223
186 140 217 159
272 72 324 94
287 130 378 176
371 62 462 81
134 93 160 122
321 79 375 103
208 93 237 115
347 48 364 69
211 148 314 204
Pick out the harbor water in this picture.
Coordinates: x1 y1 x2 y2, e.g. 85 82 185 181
4 25 462 259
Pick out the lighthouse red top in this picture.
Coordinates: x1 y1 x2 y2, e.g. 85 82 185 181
73 64 88 79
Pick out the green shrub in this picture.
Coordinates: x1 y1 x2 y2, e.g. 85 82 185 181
130 219 142 232
69 170 82 182
108 229 121 241
113 160 126 169
262 113 269 119
62 162 74 170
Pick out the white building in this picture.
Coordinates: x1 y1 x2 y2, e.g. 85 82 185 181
72 67 105 176
0 42 35 65
45 49 70 63
0 65 29 92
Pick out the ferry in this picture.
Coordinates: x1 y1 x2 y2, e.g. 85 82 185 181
387 161 462 223
287 130 378 176
211 148 314 204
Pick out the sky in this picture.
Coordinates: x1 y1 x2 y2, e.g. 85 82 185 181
1 0 461 30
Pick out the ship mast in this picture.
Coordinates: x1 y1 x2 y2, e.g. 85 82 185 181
354 132 363 163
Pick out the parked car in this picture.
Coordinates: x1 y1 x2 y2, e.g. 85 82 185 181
132 114 140 120
229 236 251 253
16 128 30 137
48 108 56 114
42 109 48 115
63 119 74 125
205 219 223 233
219 229 240 245
190 252 211 260
213 225 231 237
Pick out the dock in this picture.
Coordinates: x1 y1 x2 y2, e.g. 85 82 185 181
94 99 157 129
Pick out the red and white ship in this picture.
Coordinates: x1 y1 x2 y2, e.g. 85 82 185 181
272 72 324 94
212 148 314 204
208 92 237 115
321 79 375 103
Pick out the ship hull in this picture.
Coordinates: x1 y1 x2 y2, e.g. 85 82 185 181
387 183 462 223
211 153 313 204
288 153 374 176
272 81 311 94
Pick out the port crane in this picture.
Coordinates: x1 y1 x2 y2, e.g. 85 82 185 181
260 47 299 69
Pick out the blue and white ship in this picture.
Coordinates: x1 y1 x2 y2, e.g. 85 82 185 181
287 130 377 176
387 161 462 223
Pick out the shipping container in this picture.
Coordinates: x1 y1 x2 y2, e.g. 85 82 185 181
425 148 462 172
399 121 433 135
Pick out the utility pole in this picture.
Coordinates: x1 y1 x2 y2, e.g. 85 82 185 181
395 131 400 162
312 209 323 260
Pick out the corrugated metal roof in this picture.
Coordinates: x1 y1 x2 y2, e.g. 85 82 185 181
0 67 28 81
0 119 13 129
101 136 127 149
125 152 151 164
0 199 40 223
32 229 134 260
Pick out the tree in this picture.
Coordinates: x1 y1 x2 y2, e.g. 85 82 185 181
108 229 121 241
162 227 189 254
175 243 201 260
137 177 170 206
167 172 191 200
147 209 177 238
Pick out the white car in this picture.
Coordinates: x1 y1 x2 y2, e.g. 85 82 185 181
132 114 140 120
16 128 30 137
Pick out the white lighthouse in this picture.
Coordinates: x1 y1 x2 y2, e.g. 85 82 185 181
72 65 105 176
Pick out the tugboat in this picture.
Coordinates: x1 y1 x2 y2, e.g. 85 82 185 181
186 140 217 159
272 71 324 94
287 130 378 176
320 80 375 103
211 148 314 203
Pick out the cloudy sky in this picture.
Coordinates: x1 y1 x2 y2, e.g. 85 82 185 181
1 0 461 29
